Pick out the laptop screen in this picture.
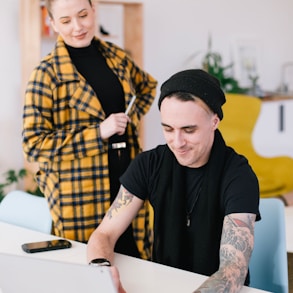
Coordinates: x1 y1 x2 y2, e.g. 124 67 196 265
0 253 117 293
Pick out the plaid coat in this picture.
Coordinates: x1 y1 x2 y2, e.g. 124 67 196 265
22 36 157 259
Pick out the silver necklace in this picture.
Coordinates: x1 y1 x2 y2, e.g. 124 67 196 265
186 186 202 227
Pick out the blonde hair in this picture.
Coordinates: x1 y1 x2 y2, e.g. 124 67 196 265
45 0 93 18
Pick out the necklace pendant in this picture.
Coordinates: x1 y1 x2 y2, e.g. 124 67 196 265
186 215 191 227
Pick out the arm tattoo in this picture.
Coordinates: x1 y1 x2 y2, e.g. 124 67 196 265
193 214 255 293
107 186 134 219
221 214 254 262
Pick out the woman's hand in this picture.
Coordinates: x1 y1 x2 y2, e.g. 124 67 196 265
100 113 131 139
110 266 127 293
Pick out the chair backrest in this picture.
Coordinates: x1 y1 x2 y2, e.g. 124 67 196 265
219 93 262 155
249 198 288 293
0 190 52 234
219 93 293 198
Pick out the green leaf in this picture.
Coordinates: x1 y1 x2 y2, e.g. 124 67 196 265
18 168 27 178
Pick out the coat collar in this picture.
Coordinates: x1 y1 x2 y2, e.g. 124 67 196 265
50 36 106 119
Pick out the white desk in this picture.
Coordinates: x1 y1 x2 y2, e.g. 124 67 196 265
285 206 293 253
0 221 269 293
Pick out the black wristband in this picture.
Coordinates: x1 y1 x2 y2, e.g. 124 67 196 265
89 258 111 267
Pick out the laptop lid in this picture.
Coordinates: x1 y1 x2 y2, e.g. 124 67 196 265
0 253 117 293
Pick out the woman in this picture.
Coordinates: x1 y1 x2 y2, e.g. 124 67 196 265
22 0 157 260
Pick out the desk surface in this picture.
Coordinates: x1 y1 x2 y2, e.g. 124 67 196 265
285 206 293 253
0 221 269 293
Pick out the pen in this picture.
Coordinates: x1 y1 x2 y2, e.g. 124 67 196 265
125 95 137 115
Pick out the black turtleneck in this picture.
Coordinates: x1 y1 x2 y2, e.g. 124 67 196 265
67 40 139 258
66 39 124 117
66 39 127 143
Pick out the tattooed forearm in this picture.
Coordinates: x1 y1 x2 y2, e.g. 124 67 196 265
107 186 134 219
193 213 256 293
221 214 255 262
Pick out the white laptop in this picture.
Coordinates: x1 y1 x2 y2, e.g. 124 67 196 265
0 252 117 293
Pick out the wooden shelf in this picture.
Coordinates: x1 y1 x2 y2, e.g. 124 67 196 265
97 0 143 67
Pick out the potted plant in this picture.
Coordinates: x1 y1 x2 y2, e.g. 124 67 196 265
185 35 249 94
0 169 43 202
201 36 248 94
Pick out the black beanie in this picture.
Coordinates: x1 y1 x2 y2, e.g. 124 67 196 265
158 69 226 120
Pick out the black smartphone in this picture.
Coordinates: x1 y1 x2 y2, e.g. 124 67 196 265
21 239 72 253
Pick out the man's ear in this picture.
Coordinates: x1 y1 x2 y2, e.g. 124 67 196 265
213 116 220 130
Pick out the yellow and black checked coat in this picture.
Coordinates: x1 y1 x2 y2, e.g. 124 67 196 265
22 36 157 259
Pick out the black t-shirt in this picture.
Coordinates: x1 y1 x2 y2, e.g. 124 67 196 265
120 144 260 284
121 144 260 219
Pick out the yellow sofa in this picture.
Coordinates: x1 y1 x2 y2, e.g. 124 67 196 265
219 93 293 198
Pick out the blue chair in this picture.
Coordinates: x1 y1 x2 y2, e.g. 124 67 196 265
0 190 52 234
249 198 288 293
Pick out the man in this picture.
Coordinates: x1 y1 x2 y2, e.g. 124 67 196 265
87 69 260 293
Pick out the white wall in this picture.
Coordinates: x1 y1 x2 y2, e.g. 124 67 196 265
1 0 293 177
143 0 293 150
0 0 22 176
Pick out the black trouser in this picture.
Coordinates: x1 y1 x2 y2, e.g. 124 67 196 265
108 147 141 258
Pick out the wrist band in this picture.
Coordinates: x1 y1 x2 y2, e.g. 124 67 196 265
89 258 111 267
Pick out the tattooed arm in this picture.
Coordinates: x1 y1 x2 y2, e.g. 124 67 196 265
193 213 256 293
87 185 144 264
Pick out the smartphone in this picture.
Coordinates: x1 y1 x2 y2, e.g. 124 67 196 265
21 239 72 253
